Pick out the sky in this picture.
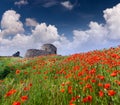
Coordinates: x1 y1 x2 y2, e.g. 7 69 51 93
0 0 120 56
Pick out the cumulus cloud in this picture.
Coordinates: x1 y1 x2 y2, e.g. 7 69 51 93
0 10 24 38
14 0 28 6
73 22 108 45
31 23 60 43
103 4 120 40
70 22 109 53
61 1 74 10
25 18 38 27
28 23 62 51
1 3 120 56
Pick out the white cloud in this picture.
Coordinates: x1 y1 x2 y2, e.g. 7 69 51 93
74 21 108 44
103 4 120 40
71 21 108 53
0 10 24 38
42 1 58 7
61 1 74 10
14 0 28 6
31 23 60 43
25 18 38 27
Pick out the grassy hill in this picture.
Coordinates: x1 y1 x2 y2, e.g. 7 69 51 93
0 47 120 105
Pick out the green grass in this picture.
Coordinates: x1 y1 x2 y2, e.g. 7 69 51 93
0 47 120 105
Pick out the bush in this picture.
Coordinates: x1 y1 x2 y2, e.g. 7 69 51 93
0 65 16 79
0 66 11 79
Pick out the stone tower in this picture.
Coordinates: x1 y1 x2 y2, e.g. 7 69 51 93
41 44 57 54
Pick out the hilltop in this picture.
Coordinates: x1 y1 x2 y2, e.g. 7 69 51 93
0 46 120 105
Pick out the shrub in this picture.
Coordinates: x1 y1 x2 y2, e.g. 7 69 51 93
0 66 11 79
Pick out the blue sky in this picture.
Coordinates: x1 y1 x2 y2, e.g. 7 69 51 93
0 0 120 56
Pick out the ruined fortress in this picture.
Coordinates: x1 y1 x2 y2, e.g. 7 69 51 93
25 44 57 58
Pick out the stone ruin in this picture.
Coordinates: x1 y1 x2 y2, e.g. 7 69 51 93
25 44 57 58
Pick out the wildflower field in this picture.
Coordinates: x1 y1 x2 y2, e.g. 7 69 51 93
0 47 120 105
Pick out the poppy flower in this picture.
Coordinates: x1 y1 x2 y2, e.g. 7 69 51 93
97 75 105 80
99 90 104 97
23 87 30 91
116 81 120 86
21 95 28 102
104 83 110 89
5 89 16 97
29 83 32 87
69 103 75 105
12 101 21 105
68 86 72 94
16 69 20 74
82 95 92 103
98 83 103 87
110 72 117 77
108 90 116 96
60 88 65 93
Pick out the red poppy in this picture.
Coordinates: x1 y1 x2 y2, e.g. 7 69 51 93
98 83 103 87
91 79 96 83
82 95 92 103
110 72 117 77
108 90 116 96
69 103 75 105
23 87 30 91
87 95 92 102
16 69 20 74
68 86 72 94
89 69 96 75
97 75 105 80
99 90 104 97
116 81 120 86
85 83 92 89
12 101 21 105
29 83 32 87
61 83 65 86
21 95 28 102
104 83 110 89
78 71 83 76
60 88 65 93
5 89 16 97
69 95 80 105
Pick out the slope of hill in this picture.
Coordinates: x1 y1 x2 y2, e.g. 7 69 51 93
0 47 120 105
